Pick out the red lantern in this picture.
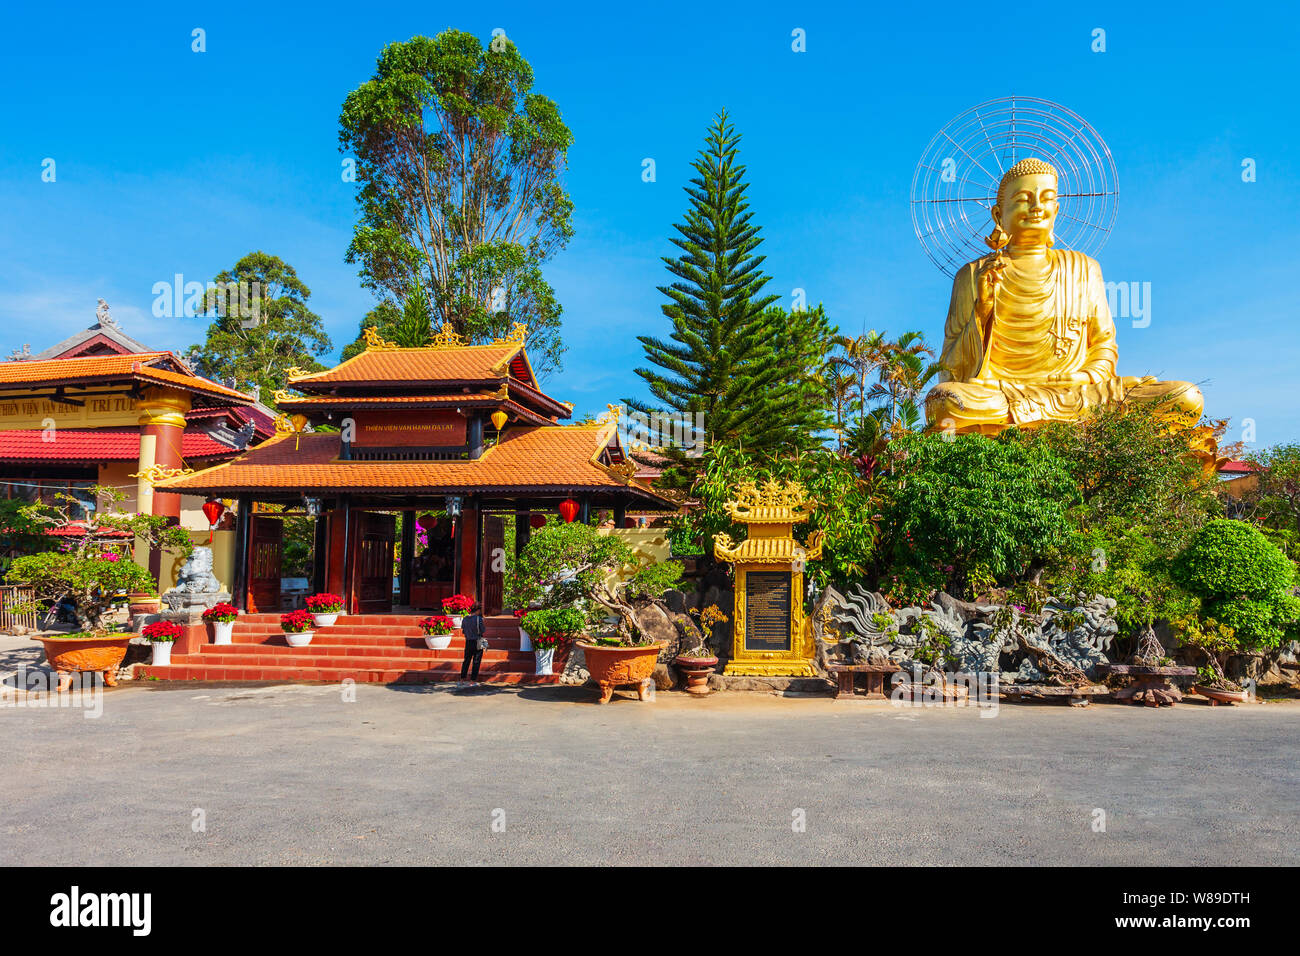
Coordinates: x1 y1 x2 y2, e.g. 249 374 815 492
558 498 580 523
202 499 226 542
529 513 546 529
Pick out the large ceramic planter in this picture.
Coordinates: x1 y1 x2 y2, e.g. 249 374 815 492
674 655 718 695
34 634 131 691
518 628 533 652
534 647 555 675
312 612 340 628
1193 684 1249 706
127 592 160 616
449 615 464 629
284 630 315 647
577 640 666 704
150 641 173 666
211 620 235 645
424 632 452 650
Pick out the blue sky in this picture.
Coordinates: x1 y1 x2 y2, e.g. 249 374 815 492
1 1 1297 444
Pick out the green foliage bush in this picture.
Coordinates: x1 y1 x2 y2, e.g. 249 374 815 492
877 432 1076 593
1173 518 1300 649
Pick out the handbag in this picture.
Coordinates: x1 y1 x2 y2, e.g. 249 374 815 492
477 635 489 651
472 616 489 651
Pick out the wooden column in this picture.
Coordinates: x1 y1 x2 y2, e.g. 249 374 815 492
457 500 479 598
515 507 531 557
398 511 416 606
339 496 355 614
613 502 626 527
231 495 252 611
311 513 327 594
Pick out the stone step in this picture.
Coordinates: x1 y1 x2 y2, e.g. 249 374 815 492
136 663 561 684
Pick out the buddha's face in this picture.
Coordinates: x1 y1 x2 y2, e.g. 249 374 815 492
992 173 1058 246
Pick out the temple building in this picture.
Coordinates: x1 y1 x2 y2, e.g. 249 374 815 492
0 304 272 585
155 324 676 615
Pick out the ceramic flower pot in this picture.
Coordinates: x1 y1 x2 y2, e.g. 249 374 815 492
211 620 235 645
674 654 718 695
312 612 340 628
518 628 533 652
534 647 554 675
424 633 452 650
450 615 464 628
577 640 666 704
151 641 173 666
35 634 131 691
285 630 315 647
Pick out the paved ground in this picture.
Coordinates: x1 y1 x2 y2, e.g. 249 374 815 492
2 652 1298 865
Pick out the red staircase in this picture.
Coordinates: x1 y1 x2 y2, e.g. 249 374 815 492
137 614 561 685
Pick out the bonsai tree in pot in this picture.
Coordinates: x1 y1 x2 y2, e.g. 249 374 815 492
4 484 192 632
504 521 684 702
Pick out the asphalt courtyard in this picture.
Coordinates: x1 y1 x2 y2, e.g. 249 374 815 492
3 648 1297 866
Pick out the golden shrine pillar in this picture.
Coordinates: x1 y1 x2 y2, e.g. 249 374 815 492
713 480 823 677
134 387 191 519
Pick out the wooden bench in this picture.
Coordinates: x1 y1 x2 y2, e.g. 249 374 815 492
1000 684 1108 707
829 663 902 700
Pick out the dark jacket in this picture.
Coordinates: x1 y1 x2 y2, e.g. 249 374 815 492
462 613 485 644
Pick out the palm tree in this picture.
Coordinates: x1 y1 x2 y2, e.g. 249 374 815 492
830 331 891 433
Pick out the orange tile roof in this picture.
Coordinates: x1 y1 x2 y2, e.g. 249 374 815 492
275 392 498 407
289 344 526 388
155 424 673 504
0 352 253 406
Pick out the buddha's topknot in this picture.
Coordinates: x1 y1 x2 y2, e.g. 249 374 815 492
997 158 1058 205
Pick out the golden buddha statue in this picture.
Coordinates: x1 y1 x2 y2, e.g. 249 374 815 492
925 157 1203 433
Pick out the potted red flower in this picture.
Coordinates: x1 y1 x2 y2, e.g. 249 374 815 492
142 619 183 666
417 614 455 650
441 593 473 627
202 601 239 645
280 608 315 647
305 592 344 628
514 608 533 651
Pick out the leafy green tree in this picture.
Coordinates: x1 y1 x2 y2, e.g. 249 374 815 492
677 443 878 587
1172 518 1300 650
5 486 192 630
1240 443 1300 558
504 519 682 643
338 30 573 377
876 432 1077 595
188 252 332 398
630 111 812 463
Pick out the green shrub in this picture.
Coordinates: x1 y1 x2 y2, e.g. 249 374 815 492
1173 518 1300 650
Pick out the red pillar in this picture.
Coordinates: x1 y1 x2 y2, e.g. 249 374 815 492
457 504 479 599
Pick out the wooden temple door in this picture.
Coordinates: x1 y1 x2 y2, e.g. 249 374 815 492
353 512 396 613
480 514 505 616
248 516 283 613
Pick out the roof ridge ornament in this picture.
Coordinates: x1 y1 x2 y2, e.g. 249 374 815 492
430 322 466 349
491 322 528 345
362 326 400 351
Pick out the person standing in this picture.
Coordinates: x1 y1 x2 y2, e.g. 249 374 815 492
460 602 486 684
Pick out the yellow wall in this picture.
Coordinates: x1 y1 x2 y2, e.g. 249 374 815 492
599 528 672 589
158 529 237 594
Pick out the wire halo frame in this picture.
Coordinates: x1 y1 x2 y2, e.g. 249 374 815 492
910 96 1119 277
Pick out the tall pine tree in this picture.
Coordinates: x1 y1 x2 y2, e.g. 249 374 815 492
630 111 819 459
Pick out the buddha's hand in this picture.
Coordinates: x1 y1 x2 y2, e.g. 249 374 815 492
975 258 1005 320
1046 371 1092 384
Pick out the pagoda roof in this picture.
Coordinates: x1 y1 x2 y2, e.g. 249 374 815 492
0 427 253 463
274 392 556 427
283 331 570 421
0 352 254 407
154 422 674 507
